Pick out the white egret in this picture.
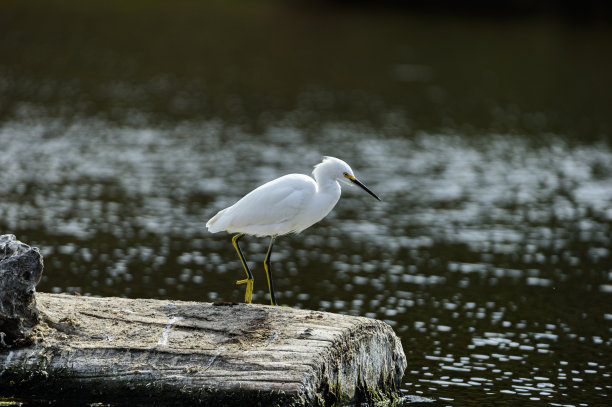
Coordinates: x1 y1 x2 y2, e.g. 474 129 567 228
206 156 380 305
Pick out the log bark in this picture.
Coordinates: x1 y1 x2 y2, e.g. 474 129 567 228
0 234 44 347
0 293 406 406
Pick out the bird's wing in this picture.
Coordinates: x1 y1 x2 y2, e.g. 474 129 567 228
217 174 315 235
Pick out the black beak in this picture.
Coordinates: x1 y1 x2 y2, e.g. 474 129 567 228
351 178 381 201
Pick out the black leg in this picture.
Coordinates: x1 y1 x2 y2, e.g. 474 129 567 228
263 236 277 305
232 233 254 303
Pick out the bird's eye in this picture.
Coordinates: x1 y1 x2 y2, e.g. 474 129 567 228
343 172 349 177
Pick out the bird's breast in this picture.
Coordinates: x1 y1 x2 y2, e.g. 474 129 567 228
291 182 341 232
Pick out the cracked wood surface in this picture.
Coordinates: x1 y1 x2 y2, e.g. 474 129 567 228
0 293 406 406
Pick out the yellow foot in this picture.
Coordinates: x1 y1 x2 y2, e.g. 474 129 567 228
236 278 253 303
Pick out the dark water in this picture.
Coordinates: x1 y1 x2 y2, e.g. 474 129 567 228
1 2 611 406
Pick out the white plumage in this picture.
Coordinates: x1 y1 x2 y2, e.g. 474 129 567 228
206 173 321 236
206 156 380 305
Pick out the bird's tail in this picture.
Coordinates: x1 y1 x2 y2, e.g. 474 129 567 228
205 208 227 233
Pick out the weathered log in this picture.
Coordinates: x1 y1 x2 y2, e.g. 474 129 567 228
0 293 406 406
0 234 44 347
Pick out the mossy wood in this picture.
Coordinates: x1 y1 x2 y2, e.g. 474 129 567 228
0 293 406 406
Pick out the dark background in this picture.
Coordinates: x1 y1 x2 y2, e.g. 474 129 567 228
1 1 611 405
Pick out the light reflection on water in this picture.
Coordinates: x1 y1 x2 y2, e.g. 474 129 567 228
1 116 611 405
2 2 612 404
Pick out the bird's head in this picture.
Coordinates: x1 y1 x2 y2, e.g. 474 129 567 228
314 156 381 201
